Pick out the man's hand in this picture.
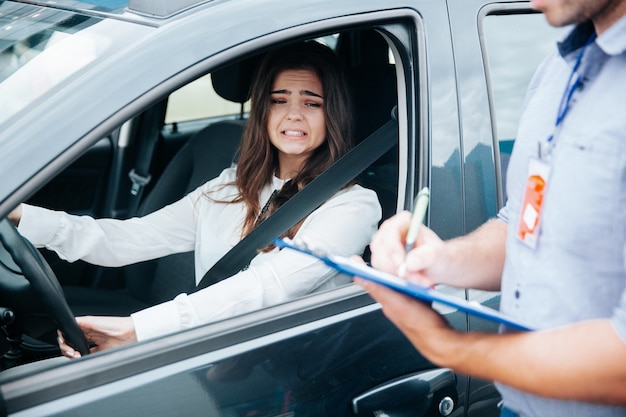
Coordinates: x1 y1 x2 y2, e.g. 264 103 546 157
369 211 446 287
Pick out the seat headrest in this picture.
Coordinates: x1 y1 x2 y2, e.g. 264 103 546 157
350 63 398 168
211 54 263 104
351 63 397 142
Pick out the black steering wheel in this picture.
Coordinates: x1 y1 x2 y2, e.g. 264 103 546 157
0 217 90 356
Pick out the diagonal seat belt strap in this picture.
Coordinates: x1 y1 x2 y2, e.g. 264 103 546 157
196 117 398 290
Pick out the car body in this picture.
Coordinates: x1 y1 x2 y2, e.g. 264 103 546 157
0 0 565 416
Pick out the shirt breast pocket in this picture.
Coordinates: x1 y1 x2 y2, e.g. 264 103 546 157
543 131 623 259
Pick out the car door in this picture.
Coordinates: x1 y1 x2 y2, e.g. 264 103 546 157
0 2 474 416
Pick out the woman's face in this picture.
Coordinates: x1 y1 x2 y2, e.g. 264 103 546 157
267 69 326 179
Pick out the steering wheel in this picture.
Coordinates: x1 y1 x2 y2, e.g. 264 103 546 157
0 217 90 356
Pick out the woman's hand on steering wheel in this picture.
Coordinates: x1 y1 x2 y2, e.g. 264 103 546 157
0 217 91 356
58 316 138 358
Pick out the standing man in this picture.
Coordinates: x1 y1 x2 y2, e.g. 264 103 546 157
358 0 626 416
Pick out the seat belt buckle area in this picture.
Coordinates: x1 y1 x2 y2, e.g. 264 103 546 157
128 169 152 196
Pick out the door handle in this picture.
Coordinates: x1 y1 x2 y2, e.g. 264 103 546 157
352 368 457 417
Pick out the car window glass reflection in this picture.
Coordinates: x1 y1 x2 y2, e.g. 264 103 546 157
482 12 567 197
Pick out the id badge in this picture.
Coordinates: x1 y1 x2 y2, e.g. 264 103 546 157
516 158 551 249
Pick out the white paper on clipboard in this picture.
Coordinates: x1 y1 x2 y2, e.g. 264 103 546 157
275 237 533 331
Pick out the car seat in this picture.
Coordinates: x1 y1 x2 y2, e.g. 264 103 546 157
64 56 261 316
351 62 399 224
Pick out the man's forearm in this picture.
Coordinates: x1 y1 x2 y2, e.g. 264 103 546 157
437 319 626 405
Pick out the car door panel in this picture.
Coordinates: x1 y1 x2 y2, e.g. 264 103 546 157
3 301 467 417
352 368 458 417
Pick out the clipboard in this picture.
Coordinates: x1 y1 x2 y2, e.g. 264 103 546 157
275 237 533 331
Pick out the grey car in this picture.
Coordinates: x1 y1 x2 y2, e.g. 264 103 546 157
0 0 564 416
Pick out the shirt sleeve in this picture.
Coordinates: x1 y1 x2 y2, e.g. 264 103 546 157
17 188 204 267
131 185 381 340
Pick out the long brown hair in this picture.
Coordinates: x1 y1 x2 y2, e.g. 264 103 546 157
230 41 353 244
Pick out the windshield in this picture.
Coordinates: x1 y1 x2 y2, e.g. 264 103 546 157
0 1 149 126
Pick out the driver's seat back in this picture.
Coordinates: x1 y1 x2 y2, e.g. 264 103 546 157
124 57 261 307
124 121 246 305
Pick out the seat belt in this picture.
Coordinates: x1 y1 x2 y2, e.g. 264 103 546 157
196 115 398 290
127 100 167 217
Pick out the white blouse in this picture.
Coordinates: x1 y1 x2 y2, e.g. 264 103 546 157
18 167 381 340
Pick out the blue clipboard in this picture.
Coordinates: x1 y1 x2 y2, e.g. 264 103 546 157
275 237 533 331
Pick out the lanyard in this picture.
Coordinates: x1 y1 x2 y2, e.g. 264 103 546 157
542 35 596 158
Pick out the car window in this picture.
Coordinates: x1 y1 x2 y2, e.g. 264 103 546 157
481 12 567 196
159 27 403 301
165 73 252 124
49 26 402 333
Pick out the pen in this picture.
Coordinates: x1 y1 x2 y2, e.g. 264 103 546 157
398 186 430 276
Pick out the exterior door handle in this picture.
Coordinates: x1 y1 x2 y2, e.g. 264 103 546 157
352 368 457 417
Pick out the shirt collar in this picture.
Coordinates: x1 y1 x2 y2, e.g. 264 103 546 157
596 13 626 56
558 14 626 58
557 21 595 57
271 175 288 189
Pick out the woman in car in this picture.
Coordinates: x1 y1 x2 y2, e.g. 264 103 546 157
9 41 381 357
